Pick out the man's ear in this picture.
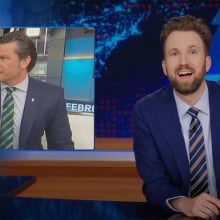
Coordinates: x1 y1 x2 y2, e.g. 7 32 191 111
162 60 167 76
21 56 31 69
205 56 212 72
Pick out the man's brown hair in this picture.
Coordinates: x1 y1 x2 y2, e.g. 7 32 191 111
160 15 212 57
0 31 37 72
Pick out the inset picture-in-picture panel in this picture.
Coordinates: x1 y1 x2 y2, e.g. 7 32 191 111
0 27 95 150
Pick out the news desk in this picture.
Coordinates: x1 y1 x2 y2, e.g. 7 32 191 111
0 138 145 202
0 138 193 219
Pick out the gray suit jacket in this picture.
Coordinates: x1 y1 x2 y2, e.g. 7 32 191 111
1 77 74 150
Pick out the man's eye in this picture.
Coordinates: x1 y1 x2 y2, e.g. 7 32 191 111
190 50 198 54
170 51 177 56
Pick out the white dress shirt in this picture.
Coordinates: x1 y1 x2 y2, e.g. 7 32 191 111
1 76 28 149
166 82 217 211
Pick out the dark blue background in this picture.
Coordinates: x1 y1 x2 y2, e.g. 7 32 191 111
2 0 220 137
1 1 220 219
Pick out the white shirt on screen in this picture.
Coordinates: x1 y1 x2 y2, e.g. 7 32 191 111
0 76 28 149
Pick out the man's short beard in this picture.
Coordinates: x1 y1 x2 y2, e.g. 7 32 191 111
167 63 207 95
170 76 204 95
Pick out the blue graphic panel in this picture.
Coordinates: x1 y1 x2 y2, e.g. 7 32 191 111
62 59 94 101
65 38 94 57
61 32 94 103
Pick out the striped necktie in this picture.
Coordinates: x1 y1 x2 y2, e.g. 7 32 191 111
0 87 16 149
187 107 209 197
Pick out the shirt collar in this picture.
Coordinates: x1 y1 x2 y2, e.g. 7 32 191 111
1 75 29 92
174 82 209 118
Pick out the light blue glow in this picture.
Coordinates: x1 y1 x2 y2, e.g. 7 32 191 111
205 74 220 82
207 8 220 81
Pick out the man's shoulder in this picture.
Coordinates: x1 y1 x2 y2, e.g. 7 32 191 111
135 85 172 106
207 80 220 88
206 80 220 96
29 77 63 92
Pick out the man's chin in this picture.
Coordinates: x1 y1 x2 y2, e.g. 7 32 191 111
175 84 200 95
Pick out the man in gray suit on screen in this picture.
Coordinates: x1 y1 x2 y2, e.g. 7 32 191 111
0 31 74 150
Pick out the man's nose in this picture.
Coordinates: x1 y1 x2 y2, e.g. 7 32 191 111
179 54 188 64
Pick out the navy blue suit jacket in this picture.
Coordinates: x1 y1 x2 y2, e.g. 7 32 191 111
1 77 74 150
133 80 220 211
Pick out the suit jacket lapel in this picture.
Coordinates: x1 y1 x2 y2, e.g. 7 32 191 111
208 82 220 196
156 87 190 190
19 78 39 147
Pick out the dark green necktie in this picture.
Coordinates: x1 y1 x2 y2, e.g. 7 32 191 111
0 87 16 149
